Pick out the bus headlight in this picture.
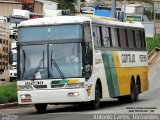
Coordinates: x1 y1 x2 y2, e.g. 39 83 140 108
17 85 33 91
65 82 84 88
20 94 32 103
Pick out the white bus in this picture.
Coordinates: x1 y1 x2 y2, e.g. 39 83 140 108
16 15 148 112
9 41 17 81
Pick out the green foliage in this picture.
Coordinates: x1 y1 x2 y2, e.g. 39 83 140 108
51 0 76 13
0 83 17 104
147 34 160 54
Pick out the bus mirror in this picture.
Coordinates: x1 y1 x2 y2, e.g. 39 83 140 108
7 17 10 22
9 51 13 65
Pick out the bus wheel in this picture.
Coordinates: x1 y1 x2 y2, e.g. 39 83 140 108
127 80 138 102
89 84 101 110
134 82 139 101
34 104 47 113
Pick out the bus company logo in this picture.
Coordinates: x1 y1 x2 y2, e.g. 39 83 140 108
139 55 147 62
121 54 135 63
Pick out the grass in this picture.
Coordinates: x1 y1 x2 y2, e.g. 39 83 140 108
0 83 17 104
146 34 160 54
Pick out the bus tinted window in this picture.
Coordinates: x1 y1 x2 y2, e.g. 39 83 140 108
102 26 111 47
125 29 129 47
92 25 100 47
141 31 146 48
134 30 141 48
18 24 83 41
84 23 91 43
127 29 134 48
132 30 136 48
111 28 119 47
119 29 127 48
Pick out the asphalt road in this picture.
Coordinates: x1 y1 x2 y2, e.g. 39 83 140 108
0 55 160 120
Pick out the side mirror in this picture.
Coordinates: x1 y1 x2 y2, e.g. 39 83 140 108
9 51 13 65
7 17 10 22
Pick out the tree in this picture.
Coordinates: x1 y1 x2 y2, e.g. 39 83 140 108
51 0 77 13
143 0 154 20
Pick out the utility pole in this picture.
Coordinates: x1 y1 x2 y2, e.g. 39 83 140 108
154 2 156 37
123 0 126 22
111 0 116 18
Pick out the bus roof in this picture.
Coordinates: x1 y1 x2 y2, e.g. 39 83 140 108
19 15 144 29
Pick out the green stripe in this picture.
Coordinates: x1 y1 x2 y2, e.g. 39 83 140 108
51 80 68 84
101 51 120 97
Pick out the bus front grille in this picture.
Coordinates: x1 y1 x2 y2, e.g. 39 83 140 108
51 84 65 88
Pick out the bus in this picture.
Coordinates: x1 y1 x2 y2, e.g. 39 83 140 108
9 41 17 82
29 12 43 19
15 15 148 112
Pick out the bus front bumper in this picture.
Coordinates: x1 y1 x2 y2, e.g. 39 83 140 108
18 88 89 104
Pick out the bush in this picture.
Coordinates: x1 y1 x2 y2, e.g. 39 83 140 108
146 34 160 54
0 83 17 104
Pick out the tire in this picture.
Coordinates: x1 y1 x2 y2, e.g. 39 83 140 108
126 80 138 102
118 96 126 103
134 82 139 101
89 84 101 110
34 104 47 113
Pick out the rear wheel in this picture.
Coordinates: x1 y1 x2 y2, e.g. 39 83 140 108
89 84 101 110
34 104 47 113
118 80 138 103
127 80 138 102
134 82 140 101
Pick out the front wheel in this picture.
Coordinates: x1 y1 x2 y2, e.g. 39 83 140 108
88 84 101 110
34 104 48 113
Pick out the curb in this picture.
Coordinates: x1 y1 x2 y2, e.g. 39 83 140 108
148 47 160 66
0 102 18 109
0 102 32 109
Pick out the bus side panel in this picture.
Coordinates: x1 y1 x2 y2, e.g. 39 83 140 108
101 51 120 97
94 50 111 99
112 51 149 97
112 51 130 96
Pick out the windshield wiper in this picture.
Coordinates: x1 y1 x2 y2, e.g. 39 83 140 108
32 50 45 81
51 50 66 80
35 59 44 74
21 50 26 79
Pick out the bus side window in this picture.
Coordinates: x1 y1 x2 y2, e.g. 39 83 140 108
96 26 101 46
125 29 129 48
111 28 119 47
102 26 111 47
127 29 134 48
117 28 121 47
132 30 136 48
142 31 146 48
119 29 127 48
140 30 146 48
92 24 100 47
134 30 141 48
84 23 92 43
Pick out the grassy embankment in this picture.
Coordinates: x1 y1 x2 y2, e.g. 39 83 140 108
0 83 17 104
147 34 160 54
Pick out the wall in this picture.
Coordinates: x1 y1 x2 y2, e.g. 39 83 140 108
34 1 43 14
142 22 155 38
0 2 22 17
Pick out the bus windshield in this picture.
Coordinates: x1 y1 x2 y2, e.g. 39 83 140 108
10 17 28 24
19 43 83 80
13 53 17 62
18 24 87 80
